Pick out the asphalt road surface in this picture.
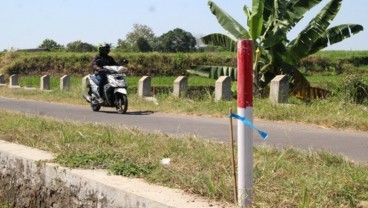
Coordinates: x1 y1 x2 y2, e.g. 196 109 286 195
0 97 367 163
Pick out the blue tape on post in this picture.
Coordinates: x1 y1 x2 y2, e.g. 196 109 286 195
229 114 269 140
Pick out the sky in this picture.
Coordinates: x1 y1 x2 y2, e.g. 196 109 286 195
0 0 367 51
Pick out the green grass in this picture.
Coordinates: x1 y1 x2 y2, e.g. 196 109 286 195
0 110 367 207
316 50 368 59
2 75 367 131
307 75 368 86
255 97 368 131
1 74 368 206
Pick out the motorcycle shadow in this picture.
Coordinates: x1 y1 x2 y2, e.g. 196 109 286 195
125 111 154 115
98 110 155 116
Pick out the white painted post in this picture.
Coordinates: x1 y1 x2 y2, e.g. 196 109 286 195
40 75 51 90
270 75 289 104
60 75 70 90
138 76 151 97
173 76 188 97
9 74 20 88
0 74 5 87
215 76 232 101
237 40 254 207
82 75 89 93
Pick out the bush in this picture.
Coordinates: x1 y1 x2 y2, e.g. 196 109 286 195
298 55 335 74
0 51 366 80
38 39 64 51
343 75 368 104
67 41 96 53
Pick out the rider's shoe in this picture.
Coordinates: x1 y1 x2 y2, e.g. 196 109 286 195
97 98 104 104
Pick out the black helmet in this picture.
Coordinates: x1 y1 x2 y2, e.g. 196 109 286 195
98 42 111 54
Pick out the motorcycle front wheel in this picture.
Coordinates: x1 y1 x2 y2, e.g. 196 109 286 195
116 94 128 114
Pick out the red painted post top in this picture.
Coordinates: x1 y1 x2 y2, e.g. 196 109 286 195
237 40 253 108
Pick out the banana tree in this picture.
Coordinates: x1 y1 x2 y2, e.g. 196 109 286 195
200 0 363 93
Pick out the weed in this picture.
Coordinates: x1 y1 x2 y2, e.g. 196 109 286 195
343 75 368 104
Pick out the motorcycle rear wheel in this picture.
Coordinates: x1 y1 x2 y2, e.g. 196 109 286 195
91 103 101 111
116 94 128 114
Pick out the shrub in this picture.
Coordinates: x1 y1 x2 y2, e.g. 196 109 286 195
343 75 368 104
298 55 334 74
67 41 96 52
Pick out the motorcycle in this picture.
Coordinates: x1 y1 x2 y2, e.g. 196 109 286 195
83 65 129 114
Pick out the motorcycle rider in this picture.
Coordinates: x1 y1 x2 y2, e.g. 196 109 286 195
92 42 119 103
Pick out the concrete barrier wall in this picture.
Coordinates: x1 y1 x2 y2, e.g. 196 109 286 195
5 74 233 100
0 140 230 208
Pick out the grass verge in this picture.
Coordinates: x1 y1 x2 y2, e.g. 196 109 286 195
0 75 367 131
0 110 367 207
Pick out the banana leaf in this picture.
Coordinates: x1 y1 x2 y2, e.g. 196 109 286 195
262 0 273 22
203 0 363 92
187 65 237 80
328 24 363 44
208 0 250 39
308 24 363 55
201 34 237 52
287 0 343 64
285 0 323 28
247 0 264 40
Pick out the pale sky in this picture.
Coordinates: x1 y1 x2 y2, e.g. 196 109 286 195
0 0 366 51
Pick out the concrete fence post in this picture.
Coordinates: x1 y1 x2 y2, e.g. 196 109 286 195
0 74 5 87
173 76 188 97
82 75 89 92
215 76 232 101
270 75 289 104
138 76 151 97
40 75 51 90
9 74 20 88
60 75 70 90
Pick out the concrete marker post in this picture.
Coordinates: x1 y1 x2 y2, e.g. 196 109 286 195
237 40 254 207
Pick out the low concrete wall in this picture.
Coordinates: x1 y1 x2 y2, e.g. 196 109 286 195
0 140 231 208
5 74 234 101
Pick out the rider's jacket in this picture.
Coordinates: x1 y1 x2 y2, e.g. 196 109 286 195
92 54 118 74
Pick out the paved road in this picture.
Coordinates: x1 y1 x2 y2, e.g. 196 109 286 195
0 97 367 163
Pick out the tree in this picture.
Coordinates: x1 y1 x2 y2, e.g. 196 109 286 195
118 24 156 52
38 39 63 50
117 39 130 51
66 40 96 52
201 0 363 92
157 28 197 52
136 37 152 52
